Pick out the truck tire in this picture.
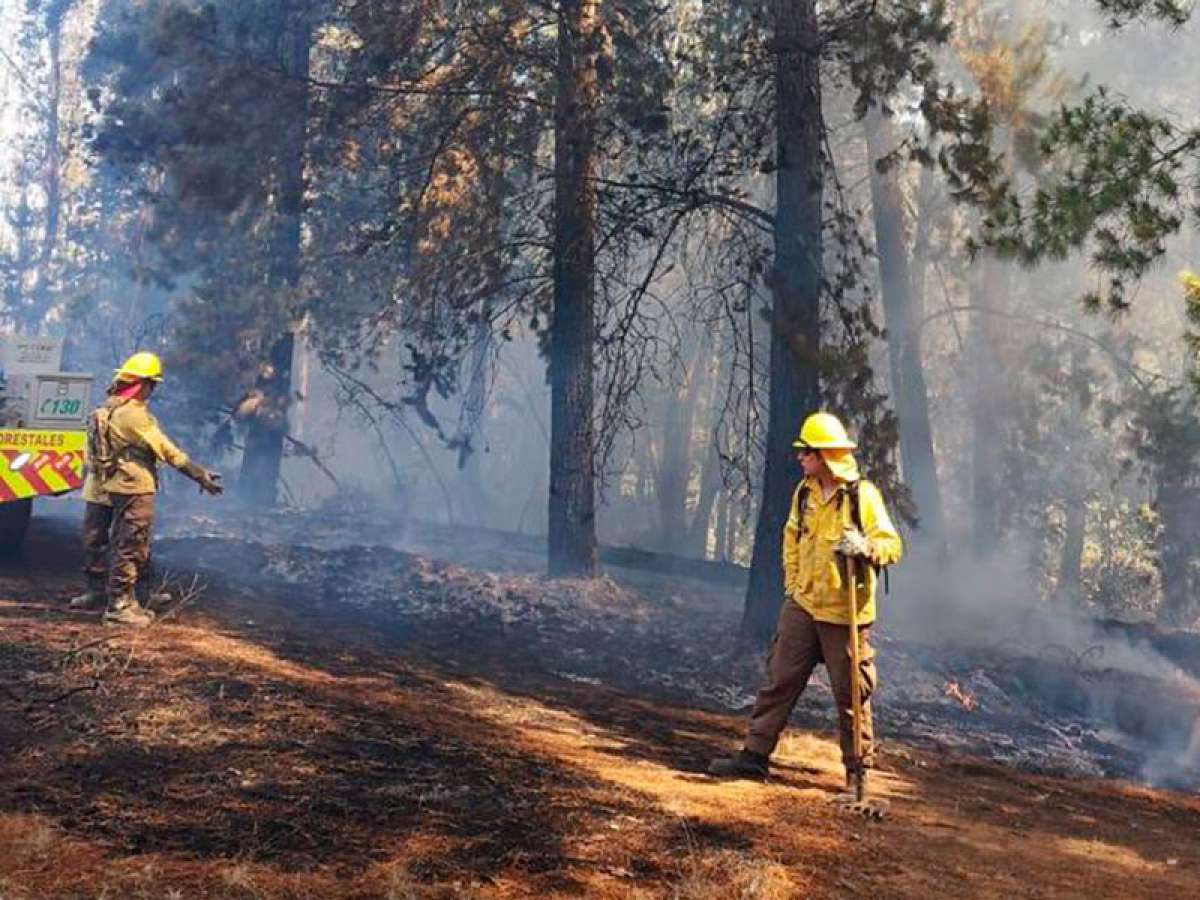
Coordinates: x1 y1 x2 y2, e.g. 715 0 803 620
0 498 33 555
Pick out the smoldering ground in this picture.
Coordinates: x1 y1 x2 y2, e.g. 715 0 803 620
132 491 1200 792
882 541 1200 786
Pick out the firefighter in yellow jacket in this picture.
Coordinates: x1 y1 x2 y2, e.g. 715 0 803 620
709 412 903 793
79 352 224 627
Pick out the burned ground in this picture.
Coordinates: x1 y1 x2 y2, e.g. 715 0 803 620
1 511 1199 898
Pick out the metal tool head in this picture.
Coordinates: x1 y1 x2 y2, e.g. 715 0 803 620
831 792 890 820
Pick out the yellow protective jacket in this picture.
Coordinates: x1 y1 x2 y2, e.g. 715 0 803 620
782 473 902 626
80 471 109 506
100 398 191 496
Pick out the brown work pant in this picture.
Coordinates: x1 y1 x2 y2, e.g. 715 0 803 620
107 493 155 602
82 501 114 592
744 601 877 770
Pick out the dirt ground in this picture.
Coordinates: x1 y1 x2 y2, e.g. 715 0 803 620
2 515 1199 899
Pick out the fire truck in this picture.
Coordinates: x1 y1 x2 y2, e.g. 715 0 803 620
0 336 93 549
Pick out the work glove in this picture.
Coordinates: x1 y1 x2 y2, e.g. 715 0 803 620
181 461 224 496
197 470 224 496
836 528 871 559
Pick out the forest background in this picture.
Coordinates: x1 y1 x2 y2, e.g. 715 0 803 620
1 0 1198 637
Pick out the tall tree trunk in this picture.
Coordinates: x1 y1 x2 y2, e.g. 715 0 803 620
1156 480 1200 627
637 437 655 505
968 256 1004 556
688 440 722 558
742 0 823 641
1158 166 1200 624
32 5 66 327
687 327 733 557
1058 496 1086 605
1057 345 1090 605
238 2 311 507
863 109 945 543
970 126 1018 555
293 326 310 440
658 330 713 552
730 492 750 563
547 0 600 576
714 488 731 561
655 347 694 550
910 166 935 313
457 144 508 526
7 190 34 317
459 317 493 526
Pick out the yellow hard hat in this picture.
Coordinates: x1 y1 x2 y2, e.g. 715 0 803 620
793 412 857 450
113 351 164 383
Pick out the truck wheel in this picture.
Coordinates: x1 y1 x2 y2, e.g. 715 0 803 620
0 499 33 555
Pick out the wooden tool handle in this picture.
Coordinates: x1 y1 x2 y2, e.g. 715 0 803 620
846 553 865 801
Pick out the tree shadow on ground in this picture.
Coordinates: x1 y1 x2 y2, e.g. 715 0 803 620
158 550 852 797
0 644 660 888
217 598 1200 894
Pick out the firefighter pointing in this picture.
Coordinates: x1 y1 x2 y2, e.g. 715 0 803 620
71 352 223 627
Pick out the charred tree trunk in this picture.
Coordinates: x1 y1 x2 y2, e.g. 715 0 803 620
864 109 945 543
240 331 296 503
742 0 823 642
547 0 600 576
1156 480 1200 627
238 3 311 507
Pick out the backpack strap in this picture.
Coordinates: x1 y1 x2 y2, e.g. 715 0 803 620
88 405 114 480
795 482 811 533
89 397 150 480
798 480 860 534
846 478 863 533
841 478 890 594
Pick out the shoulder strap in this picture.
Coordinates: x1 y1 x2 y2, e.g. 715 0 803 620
797 482 810 513
843 478 890 593
794 482 811 535
847 479 863 533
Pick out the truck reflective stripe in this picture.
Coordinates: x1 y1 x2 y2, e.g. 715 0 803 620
0 448 83 499
16 462 53 497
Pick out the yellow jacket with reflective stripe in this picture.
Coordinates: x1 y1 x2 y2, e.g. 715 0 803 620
101 399 191 496
781 476 902 626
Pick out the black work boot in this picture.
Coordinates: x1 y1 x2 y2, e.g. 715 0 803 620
708 748 770 779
